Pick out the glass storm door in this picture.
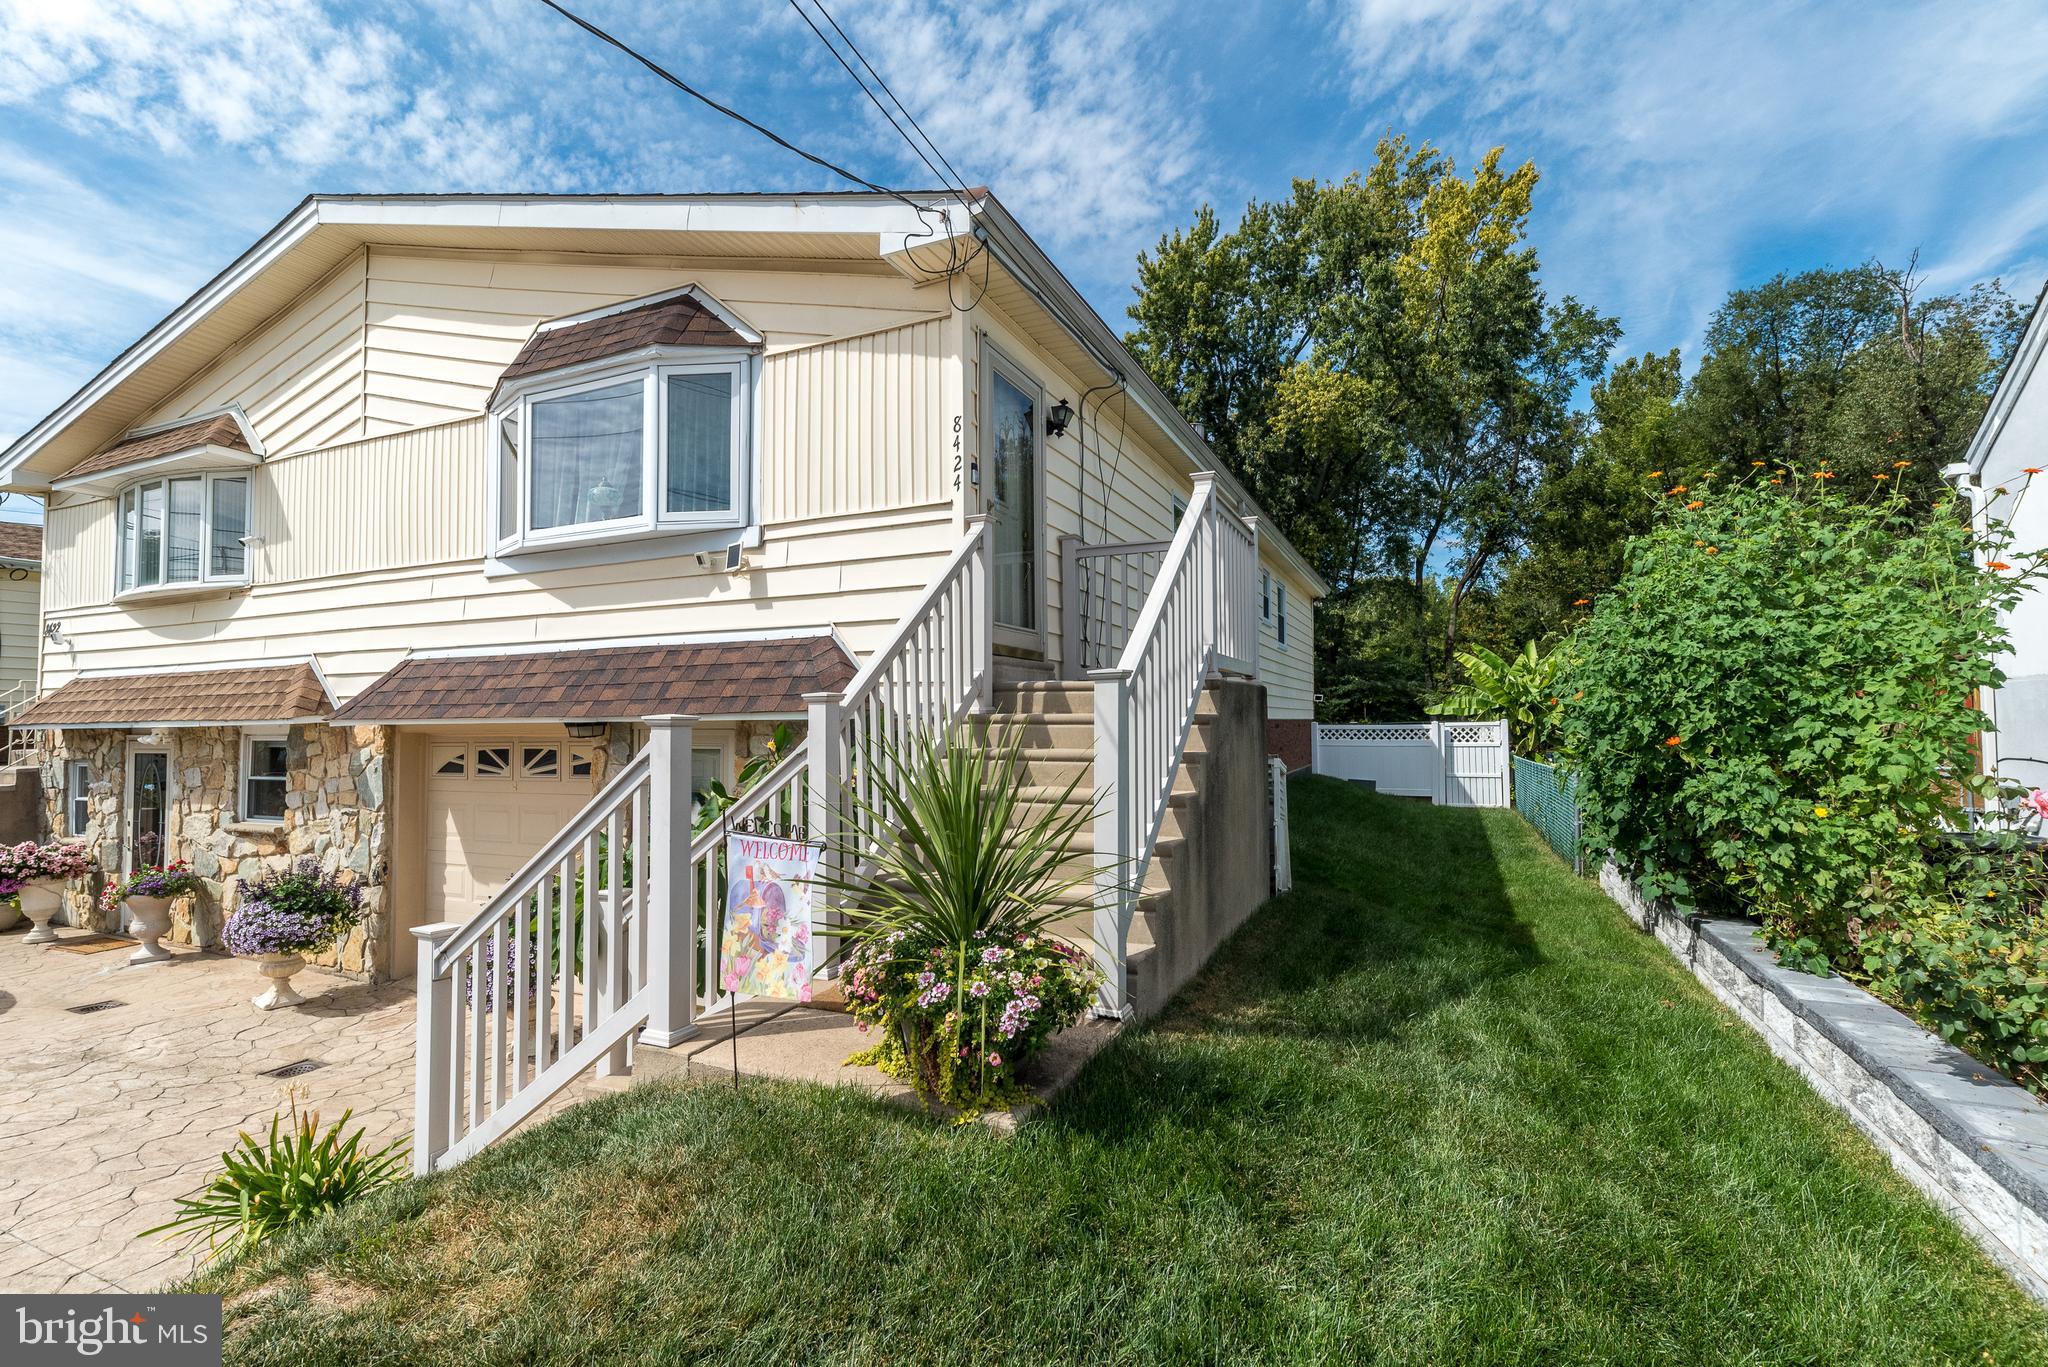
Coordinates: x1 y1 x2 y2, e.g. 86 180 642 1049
128 751 168 877
986 365 1040 641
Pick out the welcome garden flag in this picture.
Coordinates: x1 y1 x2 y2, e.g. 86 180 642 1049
718 833 824 1002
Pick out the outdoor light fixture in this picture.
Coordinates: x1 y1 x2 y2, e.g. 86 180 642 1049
1046 397 1074 438
565 722 608 740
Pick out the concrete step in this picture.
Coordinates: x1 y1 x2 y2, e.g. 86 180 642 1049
991 679 1093 715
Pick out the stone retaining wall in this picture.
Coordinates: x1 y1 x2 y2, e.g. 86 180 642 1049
1601 863 2048 1302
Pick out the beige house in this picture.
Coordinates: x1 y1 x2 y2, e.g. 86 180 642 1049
0 193 1325 1041
0 522 41 716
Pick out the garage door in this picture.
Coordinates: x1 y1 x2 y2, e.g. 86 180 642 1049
424 738 603 927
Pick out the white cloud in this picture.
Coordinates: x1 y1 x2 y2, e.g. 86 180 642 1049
1327 0 2048 355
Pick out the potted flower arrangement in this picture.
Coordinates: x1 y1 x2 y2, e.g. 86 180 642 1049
223 859 363 1010
0 840 91 944
100 860 204 966
825 727 1107 1116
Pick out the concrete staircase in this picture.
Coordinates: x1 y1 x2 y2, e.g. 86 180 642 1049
988 678 1224 1017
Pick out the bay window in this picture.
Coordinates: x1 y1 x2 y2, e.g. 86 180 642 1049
117 472 249 594
490 354 753 553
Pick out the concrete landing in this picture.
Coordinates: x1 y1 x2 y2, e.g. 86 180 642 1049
632 996 1120 1131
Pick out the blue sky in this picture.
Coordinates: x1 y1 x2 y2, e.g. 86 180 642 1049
2 0 2046 526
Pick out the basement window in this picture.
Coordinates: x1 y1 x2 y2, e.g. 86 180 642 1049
241 730 289 822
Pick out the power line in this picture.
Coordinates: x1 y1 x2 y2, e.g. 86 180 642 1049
794 0 974 203
535 0 922 212
784 0 955 198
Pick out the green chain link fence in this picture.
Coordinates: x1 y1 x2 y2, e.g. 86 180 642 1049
1512 755 1583 873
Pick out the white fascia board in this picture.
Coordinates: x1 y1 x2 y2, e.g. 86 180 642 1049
1964 282 2048 476
967 198 1334 599
0 199 321 485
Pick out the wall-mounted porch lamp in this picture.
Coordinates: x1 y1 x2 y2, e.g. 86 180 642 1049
1046 398 1074 438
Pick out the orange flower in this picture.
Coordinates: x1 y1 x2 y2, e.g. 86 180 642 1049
1686 499 1704 509
1648 470 1663 478
1668 484 1688 495
1572 598 1591 606
1769 478 1783 485
1873 473 1888 481
1751 460 1765 466
2028 468 2044 475
1705 546 1719 555
1813 471 1835 479
1665 736 1683 747
1989 561 2013 572
1893 460 1910 468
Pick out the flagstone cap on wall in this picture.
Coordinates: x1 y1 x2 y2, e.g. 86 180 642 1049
329 637 856 724
15 663 332 727
63 413 252 483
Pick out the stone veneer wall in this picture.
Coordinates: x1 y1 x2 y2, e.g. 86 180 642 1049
39 724 393 978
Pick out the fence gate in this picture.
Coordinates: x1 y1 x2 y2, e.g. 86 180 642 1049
1312 720 1511 808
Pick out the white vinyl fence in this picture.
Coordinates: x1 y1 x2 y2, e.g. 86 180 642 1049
1312 720 1511 808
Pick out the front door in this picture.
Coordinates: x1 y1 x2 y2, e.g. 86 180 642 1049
124 749 169 932
985 357 1041 648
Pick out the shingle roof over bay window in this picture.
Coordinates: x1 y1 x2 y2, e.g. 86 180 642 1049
491 288 759 401
63 414 252 484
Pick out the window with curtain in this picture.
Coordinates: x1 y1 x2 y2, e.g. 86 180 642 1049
530 380 644 532
117 471 248 594
493 356 750 550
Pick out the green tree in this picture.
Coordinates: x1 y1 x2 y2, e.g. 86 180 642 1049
1126 136 1614 703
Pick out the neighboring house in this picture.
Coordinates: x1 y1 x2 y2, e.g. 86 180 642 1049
0 521 42 717
0 191 1326 1009
1950 280 2048 793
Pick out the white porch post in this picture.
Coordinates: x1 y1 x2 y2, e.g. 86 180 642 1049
967 513 995 712
805 691 845 976
411 921 458 1176
1243 514 1263 680
1192 472 1220 653
640 714 699 1048
1090 666 1133 1018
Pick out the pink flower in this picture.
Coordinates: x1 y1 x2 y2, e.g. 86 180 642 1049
2027 789 2048 821
985 1052 1002 1067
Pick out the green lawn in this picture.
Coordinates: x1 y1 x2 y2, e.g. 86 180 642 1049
202 778 2048 1365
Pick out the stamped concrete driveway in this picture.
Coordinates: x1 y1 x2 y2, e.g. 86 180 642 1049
0 926 618 1294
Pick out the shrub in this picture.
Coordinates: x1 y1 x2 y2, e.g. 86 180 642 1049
824 726 1105 1113
224 858 363 957
1561 468 2042 960
1427 640 1570 757
142 1101 407 1263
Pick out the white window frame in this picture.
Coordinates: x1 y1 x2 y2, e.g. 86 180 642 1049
487 348 757 557
67 761 91 837
113 469 252 599
239 728 289 825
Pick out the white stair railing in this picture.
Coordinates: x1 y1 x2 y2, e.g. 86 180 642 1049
412 732 661 1173
1058 535 1169 677
413 521 992 1171
1090 472 1259 1014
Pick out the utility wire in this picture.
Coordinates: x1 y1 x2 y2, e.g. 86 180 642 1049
785 0 956 199
796 0 975 203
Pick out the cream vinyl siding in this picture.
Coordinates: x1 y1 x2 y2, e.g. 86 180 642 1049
253 420 485 582
1259 556 1318 721
761 318 948 521
43 498 113 613
0 571 38 699
38 506 955 700
359 248 942 436
141 251 369 456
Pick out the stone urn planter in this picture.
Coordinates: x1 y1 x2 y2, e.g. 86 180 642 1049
124 894 175 966
18 879 67 944
250 952 307 1010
